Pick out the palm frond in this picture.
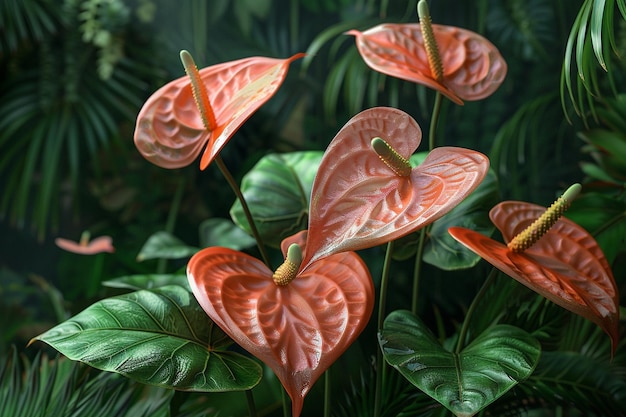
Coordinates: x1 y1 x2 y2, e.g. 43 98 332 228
0 0 60 55
561 0 626 124
0 347 173 417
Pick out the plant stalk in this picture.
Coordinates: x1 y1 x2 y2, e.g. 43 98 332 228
374 240 395 417
157 174 186 274
455 267 499 354
245 389 258 417
429 92 443 150
215 155 271 267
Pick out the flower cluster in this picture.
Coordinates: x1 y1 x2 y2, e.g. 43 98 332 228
128 3 619 415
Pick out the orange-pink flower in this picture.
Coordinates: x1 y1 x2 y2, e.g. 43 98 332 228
347 23 507 105
187 232 374 417
55 233 114 255
302 107 489 267
449 201 620 352
134 53 304 170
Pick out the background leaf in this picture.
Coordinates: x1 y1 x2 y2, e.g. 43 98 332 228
230 151 323 247
198 218 256 250
34 285 262 392
136 231 199 262
102 274 189 291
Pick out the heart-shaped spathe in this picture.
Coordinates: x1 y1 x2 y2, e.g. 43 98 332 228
348 24 507 104
302 107 489 267
449 201 620 353
187 237 374 417
134 53 304 170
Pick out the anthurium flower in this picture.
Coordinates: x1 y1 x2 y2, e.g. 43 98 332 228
448 185 620 352
55 232 115 255
347 12 507 105
134 52 304 170
187 235 374 417
302 107 489 267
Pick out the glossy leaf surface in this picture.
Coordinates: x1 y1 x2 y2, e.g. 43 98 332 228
230 151 323 247
379 310 540 417
348 24 507 104
449 201 620 352
33 285 262 391
303 107 489 267
187 244 374 417
134 54 304 169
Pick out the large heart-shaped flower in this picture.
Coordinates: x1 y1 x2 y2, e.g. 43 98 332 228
347 24 507 104
134 53 304 170
449 201 620 352
187 238 374 417
302 107 489 267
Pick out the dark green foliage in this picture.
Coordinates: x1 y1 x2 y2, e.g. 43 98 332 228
0 346 173 417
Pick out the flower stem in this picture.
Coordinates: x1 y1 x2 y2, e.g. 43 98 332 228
455 267 498 354
429 92 443 150
374 240 395 417
245 390 258 417
411 225 428 314
324 368 331 417
214 155 271 268
157 174 186 274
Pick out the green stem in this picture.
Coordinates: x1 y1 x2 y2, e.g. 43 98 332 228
281 388 289 417
410 225 429 314
429 92 443 150
290 0 299 53
157 174 186 274
245 390 258 417
455 267 498 354
324 368 331 417
215 155 271 267
374 241 395 417
88 253 104 297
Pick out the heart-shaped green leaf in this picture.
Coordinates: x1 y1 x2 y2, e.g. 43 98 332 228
379 310 540 417
136 231 199 261
230 151 323 247
199 218 256 250
33 285 262 392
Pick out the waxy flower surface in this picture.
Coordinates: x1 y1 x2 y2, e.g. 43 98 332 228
134 53 304 170
449 200 620 352
302 107 489 267
348 23 507 105
187 234 374 417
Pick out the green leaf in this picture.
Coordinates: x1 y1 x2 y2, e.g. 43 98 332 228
34 285 262 392
379 310 541 417
102 274 189 291
423 168 499 270
199 218 256 250
136 231 199 261
230 151 324 247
